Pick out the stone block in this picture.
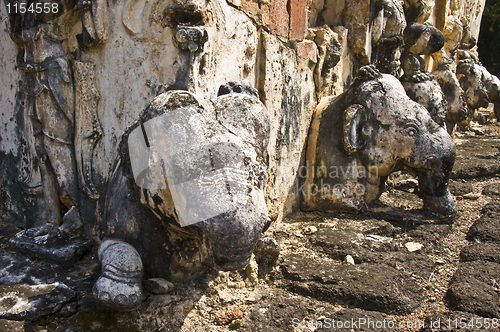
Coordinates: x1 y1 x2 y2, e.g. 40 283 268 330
447 261 500 318
0 283 75 321
448 179 473 196
289 0 307 40
296 40 317 61
281 255 424 314
467 200 500 243
269 0 289 37
460 243 500 263
483 183 500 197
451 137 500 179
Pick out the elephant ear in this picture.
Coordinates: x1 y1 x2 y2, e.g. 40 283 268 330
343 104 367 154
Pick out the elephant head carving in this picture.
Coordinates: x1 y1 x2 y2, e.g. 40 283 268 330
456 51 490 111
94 84 272 310
302 65 457 216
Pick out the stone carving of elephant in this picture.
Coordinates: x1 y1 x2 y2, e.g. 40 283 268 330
301 65 457 216
400 23 447 127
93 84 271 310
431 58 469 132
430 19 475 132
457 50 500 121
456 51 490 113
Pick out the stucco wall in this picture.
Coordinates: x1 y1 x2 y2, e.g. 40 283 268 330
0 0 487 228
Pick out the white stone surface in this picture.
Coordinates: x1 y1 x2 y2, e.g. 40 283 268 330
0 5 23 155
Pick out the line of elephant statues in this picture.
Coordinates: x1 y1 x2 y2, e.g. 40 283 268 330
7 0 500 313
93 54 494 310
13 62 486 310
370 0 499 134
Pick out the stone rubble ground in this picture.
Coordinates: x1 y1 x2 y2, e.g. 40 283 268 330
0 118 500 331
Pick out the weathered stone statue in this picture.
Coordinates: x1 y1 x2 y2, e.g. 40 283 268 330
6 0 105 246
475 60 500 121
93 84 272 310
302 65 457 216
431 19 475 131
456 50 493 120
403 0 434 24
371 0 406 76
400 23 448 127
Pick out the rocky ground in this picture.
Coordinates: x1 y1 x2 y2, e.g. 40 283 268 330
1 116 500 332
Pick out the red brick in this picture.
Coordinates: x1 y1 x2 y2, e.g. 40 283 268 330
270 0 289 37
297 40 317 61
289 0 307 40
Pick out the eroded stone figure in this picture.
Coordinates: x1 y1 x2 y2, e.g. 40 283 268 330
431 19 475 131
302 65 457 216
93 84 272 310
403 0 434 23
6 0 105 257
371 0 406 76
400 23 447 127
311 26 344 100
474 59 500 121
456 50 496 121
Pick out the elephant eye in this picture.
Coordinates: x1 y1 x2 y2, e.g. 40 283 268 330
404 124 419 137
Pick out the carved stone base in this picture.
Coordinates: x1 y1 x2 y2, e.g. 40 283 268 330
8 235 92 266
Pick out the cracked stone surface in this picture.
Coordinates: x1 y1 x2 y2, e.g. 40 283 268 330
281 255 424 314
451 138 500 179
447 260 500 318
0 282 75 321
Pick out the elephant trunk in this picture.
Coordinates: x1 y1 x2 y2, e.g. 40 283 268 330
190 204 269 271
416 143 457 216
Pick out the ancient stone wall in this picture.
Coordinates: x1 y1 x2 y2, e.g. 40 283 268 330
0 0 487 230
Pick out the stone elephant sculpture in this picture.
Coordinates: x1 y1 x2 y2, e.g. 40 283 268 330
93 84 271 310
301 65 457 216
457 50 500 121
456 51 490 113
400 23 447 127
401 55 448 127
431 58 469 132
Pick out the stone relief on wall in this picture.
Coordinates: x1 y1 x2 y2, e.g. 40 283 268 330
6 0 107 260
311 25 344 100
73 61 102 200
